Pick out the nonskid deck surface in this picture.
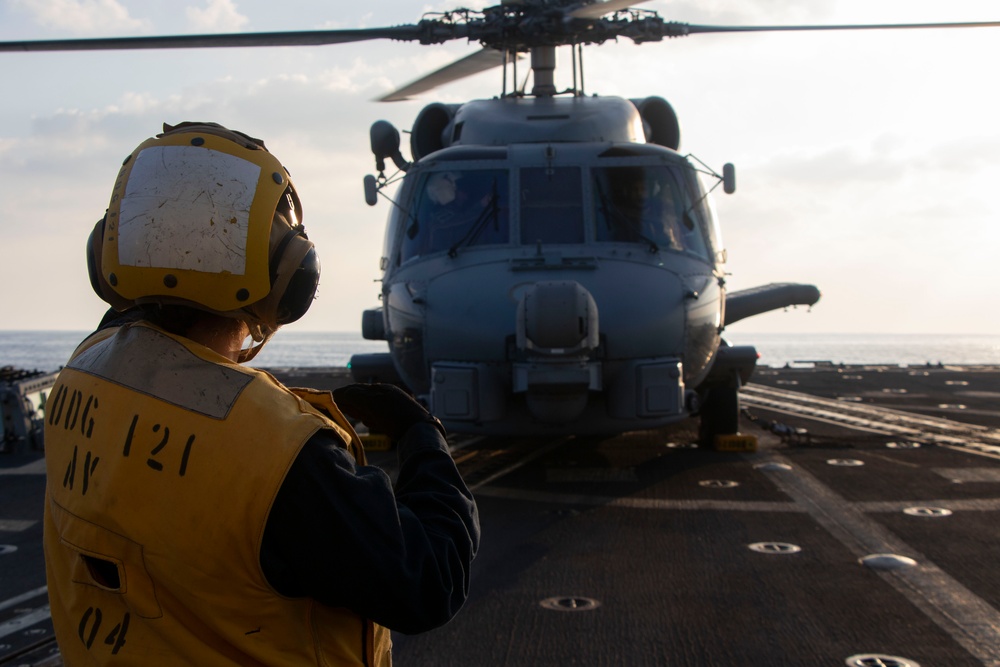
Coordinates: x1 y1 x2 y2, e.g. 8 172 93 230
3 365 999 666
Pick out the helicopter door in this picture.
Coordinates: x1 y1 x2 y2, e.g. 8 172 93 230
520 167 584 244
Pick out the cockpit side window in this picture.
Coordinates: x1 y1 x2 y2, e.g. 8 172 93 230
520 167 584 245
593 165 710 259
399 169 509 261
684 170 725 262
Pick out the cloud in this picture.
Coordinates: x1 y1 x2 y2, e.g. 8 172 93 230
422 0 491 12
8 0 148 34
4 0 998 334
652 0 835 24
185 0 249 32
0 64 396 329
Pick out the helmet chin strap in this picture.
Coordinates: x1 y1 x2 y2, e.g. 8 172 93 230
238 322 277 363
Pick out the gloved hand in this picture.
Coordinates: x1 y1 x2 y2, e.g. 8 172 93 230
332 383 445 442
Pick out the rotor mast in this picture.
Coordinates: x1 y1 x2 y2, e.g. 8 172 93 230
530 46 558 97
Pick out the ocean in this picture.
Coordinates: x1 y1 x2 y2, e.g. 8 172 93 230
1 331 998 374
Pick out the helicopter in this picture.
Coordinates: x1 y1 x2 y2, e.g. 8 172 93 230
3 1 997 444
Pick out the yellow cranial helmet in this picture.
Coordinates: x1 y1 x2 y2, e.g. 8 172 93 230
88 122 319 330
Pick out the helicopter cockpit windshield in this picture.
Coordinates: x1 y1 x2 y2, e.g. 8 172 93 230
521 167 584 245
400 169 510 261
593 164 711 259
390 157 724 267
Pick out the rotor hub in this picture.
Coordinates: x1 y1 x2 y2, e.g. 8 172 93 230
417 3 676 51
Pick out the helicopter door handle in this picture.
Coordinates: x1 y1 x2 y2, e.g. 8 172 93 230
684 290 699 300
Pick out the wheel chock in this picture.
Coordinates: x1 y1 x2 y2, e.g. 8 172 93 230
713 433 758 452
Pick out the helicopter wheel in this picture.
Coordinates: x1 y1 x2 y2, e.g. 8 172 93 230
698 386 740 447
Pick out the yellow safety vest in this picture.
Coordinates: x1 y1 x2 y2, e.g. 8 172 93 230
43 322 391 666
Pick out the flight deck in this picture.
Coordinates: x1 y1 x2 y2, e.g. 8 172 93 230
3 364 999 666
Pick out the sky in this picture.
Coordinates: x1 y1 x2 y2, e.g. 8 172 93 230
0 0 997 335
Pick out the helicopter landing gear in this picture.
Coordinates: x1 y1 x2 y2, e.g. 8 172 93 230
698 386 738 441
697 386 757 452
696 343 760 452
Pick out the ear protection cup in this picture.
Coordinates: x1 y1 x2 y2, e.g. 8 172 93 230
86 218 104 299
86 216 132 311
278 246 320 324
241 210 320 328
264 222 321 324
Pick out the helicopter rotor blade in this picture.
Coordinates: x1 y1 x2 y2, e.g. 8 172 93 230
375 0 656 102
570 0 652 20
0 26 430 53
673 20 1000 38
378 48 515 102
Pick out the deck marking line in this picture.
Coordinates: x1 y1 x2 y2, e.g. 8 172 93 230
0 520 37 532
448 435 487 454
474 486 802 512
0 586 48 613
0 459 47 476
856 498 1000 513
941 445 1000 463
0 606 51 640
935 468 1000 483
438 486 1000 515
742 395 1000 461
743 385 1000 450
468 438 571 492
741 400 891 435
745 384 995 433
761 453 1000 666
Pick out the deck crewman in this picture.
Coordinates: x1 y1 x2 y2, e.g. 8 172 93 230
42 121 480 666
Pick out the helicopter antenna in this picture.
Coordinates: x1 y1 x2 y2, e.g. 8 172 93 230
502 48 508 97
578 44 586 97
683 154 736 222
518 63 531 96
571 44 578 94
569 45 582 97
511 48 518 97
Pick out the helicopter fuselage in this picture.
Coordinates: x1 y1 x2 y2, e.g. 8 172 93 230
356 95 734 435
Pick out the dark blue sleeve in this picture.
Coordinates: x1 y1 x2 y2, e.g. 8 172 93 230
260 422 480 634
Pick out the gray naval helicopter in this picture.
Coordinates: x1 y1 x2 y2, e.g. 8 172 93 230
351 24 796 445
4 1 997 445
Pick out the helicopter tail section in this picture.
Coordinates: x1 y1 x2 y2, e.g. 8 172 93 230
724 282 821 327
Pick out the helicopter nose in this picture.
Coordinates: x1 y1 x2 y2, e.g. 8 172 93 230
516 280 598 354
513 280 601 424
